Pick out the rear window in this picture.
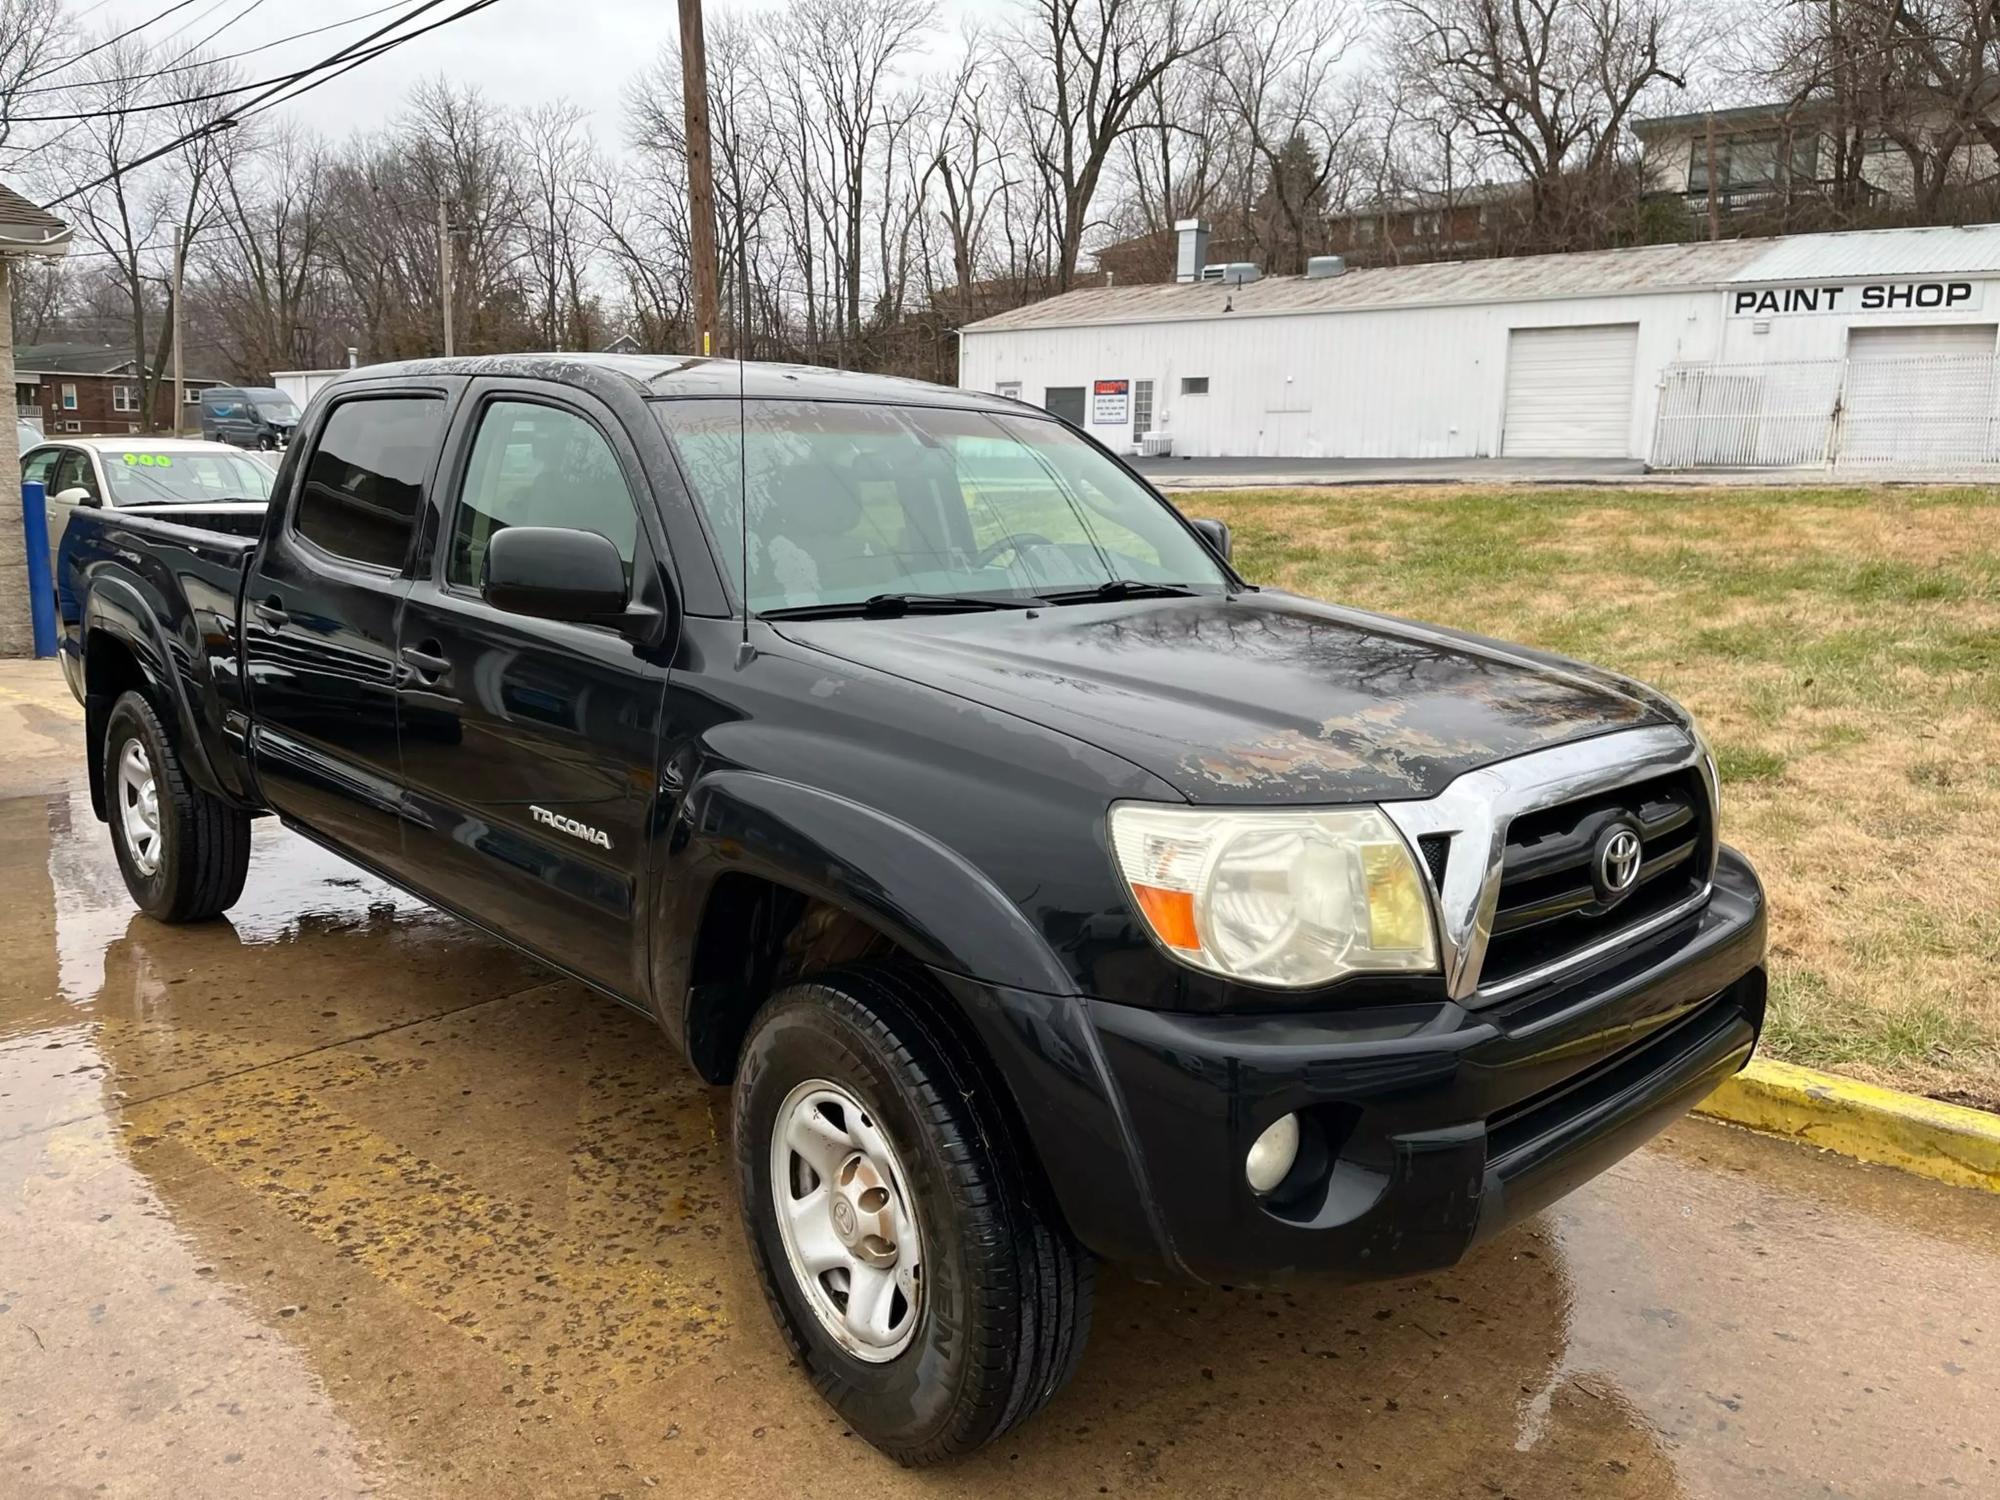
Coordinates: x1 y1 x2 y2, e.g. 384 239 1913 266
103 449 273 505
294 396 443 569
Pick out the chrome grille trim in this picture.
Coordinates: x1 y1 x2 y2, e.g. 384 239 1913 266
1381 725 1714 1006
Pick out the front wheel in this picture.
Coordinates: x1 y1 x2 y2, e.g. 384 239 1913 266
733 966 1093 1465
103 690 251 922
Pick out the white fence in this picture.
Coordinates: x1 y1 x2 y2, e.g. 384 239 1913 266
1652 353 2000 470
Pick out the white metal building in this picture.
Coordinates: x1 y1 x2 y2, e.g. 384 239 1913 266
956 223 2000 468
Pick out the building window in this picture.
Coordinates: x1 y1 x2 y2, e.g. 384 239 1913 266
112 385 138 413
184 386 202 404
1688 130 1818 192
60 419 81 432
60 382 77 410
995 381 1021 400
1132 379 1154 443
1181 376 1209 396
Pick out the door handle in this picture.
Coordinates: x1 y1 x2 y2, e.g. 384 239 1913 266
253 596 288 628
400 643 451 683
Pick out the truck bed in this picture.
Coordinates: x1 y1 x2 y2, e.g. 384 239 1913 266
58 501 264 810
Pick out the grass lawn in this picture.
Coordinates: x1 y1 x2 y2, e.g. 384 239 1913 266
1199 484 2000 1110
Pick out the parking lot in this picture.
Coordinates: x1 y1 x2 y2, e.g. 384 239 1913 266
2 662 1996 1498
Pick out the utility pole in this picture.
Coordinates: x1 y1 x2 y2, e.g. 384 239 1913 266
171 227 185 431
677 0 722 357
438 194 456 356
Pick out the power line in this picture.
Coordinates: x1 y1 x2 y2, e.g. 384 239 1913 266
41 0 498 209
10 0 410 98
4 0 306 170
232 0 504 125
21 0 206 87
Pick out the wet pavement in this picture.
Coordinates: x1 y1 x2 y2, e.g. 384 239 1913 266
1 661 1995 1499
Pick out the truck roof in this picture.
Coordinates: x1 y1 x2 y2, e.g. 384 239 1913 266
333 354 1014 412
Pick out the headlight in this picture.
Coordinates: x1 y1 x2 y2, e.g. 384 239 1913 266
1108 803 1439 988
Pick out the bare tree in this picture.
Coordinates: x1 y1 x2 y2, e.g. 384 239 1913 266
0 0 65 149
1010 0 1230 289
1387 0 1695 245
513 100 600 349
1211 0 1364 271
200 122 336 375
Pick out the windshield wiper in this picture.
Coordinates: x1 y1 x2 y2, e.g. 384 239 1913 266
1034 579 1201 605
760 591 1039 620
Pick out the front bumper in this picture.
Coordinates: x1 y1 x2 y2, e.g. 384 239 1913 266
946 845 1766 1286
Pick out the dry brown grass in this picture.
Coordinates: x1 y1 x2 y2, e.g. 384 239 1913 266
1204 483 2000 1108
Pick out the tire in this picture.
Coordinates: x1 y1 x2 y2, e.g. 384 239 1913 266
103 689 251 922
733 965 1093 1465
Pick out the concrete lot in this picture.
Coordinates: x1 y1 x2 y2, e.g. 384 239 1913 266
2 660 1996 1499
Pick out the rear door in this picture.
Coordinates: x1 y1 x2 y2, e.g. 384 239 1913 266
243 385 455 869
393 382 670 997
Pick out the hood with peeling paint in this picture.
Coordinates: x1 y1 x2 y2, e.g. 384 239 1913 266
772 591 1678 805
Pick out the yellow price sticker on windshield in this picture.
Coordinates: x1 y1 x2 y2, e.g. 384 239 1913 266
120 453 173 468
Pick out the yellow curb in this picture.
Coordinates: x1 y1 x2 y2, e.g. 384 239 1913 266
1696 1058 2000 1194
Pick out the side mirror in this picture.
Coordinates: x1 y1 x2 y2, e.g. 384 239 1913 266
54 486 97 508
1191 516 1231 562
483 526 629 623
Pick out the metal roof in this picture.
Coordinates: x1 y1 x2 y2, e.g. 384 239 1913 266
1723 224 2000 281
961 223 2000 334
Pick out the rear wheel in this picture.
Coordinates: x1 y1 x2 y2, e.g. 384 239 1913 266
733 965 1093 1465
104 690 251 922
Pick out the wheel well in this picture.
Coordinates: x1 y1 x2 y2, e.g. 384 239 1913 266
82 634 153 821
683 873 898 1083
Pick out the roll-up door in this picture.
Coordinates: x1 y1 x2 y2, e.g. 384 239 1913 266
1502 324 1640 458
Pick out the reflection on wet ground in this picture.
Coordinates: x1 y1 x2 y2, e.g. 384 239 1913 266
2 680 1997 1498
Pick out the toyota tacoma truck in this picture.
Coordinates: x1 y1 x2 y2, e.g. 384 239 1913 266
58 356 1766 1465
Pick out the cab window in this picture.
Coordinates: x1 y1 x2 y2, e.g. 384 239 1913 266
294 396 444 569
446 400 639 590
21 448 59 489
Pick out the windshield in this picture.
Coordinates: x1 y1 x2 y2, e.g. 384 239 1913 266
253 397 300 422
102 448 276 506
657 398 1229 613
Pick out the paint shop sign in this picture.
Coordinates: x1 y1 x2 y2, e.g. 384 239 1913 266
1728 280 1984 317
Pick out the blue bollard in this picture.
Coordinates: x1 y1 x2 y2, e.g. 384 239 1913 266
20 479 56 658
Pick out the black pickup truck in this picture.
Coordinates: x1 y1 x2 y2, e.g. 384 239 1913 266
59 356 1766 1465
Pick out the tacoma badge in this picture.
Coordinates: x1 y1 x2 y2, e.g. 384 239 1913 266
531 805 612 850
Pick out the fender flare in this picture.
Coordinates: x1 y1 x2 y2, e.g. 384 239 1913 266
656 767 1077 1043
80 578 230 816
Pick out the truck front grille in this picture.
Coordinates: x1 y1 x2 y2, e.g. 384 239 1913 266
1476 770 1712 993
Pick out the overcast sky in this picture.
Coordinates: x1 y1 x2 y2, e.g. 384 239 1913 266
83 0 983 147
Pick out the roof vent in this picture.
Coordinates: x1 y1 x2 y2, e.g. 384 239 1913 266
1200 261 1262 286
1305 255 1346 280
1174 219 1210 284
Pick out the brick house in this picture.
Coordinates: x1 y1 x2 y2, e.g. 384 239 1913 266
16 342 224 438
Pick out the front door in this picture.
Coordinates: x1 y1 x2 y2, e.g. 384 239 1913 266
394 386 667 998
243 388 453 870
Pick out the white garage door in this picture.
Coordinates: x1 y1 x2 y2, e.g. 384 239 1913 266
1844 323 1998 464
1502 324 1640 458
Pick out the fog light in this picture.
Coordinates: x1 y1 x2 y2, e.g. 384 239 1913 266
1245 1113 1301 1195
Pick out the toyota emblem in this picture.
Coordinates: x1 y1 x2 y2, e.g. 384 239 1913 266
1596 825 1643 899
